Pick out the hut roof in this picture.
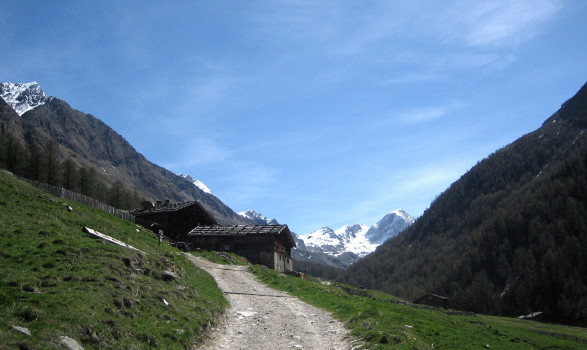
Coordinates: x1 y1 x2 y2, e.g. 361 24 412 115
188 225 296 247
413 293 449 304
130 201 218 225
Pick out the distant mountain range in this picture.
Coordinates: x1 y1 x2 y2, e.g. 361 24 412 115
238 209 414 268
302 209 414 257
0 82 252 225
342 81 587 326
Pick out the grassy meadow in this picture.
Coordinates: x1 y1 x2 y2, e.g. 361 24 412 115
250 265 587 349
0 171 227 349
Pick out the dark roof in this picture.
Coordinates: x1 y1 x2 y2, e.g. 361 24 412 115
130 201 218 225
131 201 197 215
188 225 296 247
413 293 449 303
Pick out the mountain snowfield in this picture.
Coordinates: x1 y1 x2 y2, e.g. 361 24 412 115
179 174 213 195
303 209 415 257
303 224 374 256
0 82 50 116
237 210 279 225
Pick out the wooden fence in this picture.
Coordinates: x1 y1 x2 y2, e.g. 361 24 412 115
7 172 135 222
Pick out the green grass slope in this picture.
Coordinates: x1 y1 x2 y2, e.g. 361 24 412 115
250 265 587 349
0 171 227 349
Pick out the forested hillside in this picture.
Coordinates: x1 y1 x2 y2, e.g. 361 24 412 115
342 82 587 325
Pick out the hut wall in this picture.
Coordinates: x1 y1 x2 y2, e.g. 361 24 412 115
273 252 292 272
189 232 294 272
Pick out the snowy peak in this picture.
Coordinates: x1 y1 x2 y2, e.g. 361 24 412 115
237 210 279 225
298 209 414 261
366 209 415 244
179 174 213 194
303 224 374 257
0 82 50 116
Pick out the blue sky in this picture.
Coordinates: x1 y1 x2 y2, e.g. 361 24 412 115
1 1 586 234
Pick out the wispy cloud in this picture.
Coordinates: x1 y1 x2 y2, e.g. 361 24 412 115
381 72 443 86
429 0 563 48
349 158 476 224
394 51 517 71
213 160 279 209
394 100 465 124
162 137 233 170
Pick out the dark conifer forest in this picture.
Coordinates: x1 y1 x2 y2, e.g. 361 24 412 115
0 132 142 210
342 82 587 326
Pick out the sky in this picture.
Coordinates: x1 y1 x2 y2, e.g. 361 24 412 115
1 1 586 235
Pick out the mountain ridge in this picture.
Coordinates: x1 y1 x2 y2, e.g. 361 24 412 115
0 82 252 225
302 209 414 258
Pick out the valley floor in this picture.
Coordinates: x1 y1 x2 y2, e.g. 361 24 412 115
186 255 355 350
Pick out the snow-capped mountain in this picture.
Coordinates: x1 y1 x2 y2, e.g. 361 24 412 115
303 224 374 257
0 82 50 116
365 209 415 244
179 174 213 194
300 209 414 259
237 210 279 225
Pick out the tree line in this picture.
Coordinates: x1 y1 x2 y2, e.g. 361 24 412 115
0 131 143 210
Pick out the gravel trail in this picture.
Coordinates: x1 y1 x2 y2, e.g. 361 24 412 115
187 255 354 350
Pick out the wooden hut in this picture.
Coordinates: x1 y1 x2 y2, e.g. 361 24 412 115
131 201 217 240
413 293 449 309
188 225 296 272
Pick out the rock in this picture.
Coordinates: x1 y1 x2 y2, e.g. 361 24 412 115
90 332 99 343
60 336 84 350
12 325 31 336
123 298 135 308
162 270 179 281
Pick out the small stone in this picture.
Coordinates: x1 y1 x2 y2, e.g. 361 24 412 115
90 332 99 343
12 325 31 336
162 270 179 281
123 298 135 308
60 335 84 350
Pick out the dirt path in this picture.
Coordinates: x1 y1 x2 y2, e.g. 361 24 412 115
186 255 355 350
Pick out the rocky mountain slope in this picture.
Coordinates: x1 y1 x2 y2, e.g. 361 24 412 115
0 82 251 225
238 210 279 225
342 81 587 325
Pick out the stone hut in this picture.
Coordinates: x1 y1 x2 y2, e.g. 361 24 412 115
188 225 296 272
